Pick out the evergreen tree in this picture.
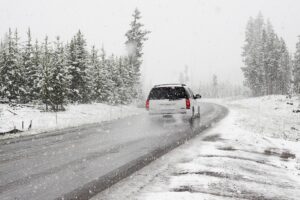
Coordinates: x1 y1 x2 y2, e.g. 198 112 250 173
39 36 53 110
99 47 114 103
242 15 264 96
125 8 150 100
106 54 117 104
294 36 300 93
0 29 25 102
88 45 109 102
22 28 37 102
119 56 133 104
67 31 90 103
88 45 99 102
13 29 26 102
32 40 42 101
0 36 8 99
277 39 292 94
265 21 281 94
112 56 130 105
261 28 268 95
50 36 69 110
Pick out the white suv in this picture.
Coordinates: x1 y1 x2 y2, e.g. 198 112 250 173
146 84 201 119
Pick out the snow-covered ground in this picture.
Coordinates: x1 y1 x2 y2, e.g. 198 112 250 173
228 95 300 142
95 95 300 200
0 103 143 140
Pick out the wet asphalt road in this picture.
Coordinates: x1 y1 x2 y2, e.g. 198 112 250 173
0 102 227 200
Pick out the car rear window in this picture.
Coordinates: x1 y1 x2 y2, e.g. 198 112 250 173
148 87 188 100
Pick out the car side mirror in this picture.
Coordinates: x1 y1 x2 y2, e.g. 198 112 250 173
194 94 201 99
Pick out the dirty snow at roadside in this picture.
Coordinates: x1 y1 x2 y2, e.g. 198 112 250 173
96 95 300 200
0 103 143 140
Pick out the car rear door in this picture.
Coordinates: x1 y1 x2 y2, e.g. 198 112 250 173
148 87 188 114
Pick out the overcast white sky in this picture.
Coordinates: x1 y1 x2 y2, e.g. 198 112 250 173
1 0 300 90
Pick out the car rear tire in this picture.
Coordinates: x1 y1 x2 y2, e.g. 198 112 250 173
191 107 195 119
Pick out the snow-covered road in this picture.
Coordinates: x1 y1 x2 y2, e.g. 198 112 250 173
0 102 226 200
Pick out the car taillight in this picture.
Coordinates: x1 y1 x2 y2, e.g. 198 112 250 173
146 99 150 110
186 98 190 109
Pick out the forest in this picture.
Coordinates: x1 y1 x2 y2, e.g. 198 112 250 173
242 13 300 96
0 9 149 110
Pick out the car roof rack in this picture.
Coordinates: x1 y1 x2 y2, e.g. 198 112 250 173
154 83 186 87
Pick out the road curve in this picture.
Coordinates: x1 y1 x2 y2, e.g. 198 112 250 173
0 102 228 200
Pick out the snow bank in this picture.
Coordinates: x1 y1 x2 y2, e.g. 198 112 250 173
0 103 143 140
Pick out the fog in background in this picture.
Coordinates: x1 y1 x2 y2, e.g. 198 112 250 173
1 0 300 92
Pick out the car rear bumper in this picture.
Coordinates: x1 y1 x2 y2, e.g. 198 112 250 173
148 109 192 117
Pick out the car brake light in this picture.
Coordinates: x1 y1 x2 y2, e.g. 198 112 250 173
186 98 190 109
146 99 150 110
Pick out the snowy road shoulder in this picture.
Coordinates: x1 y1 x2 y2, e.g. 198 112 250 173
0 103 143 140
96 96 300 200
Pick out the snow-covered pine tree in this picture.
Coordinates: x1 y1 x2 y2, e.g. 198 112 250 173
288 53 294 96
32 40 42 101
242 15 264 96
22 28 37 103
88 45 100 102
0 28 25 102
265 21 281 94
95 47 111 103
113 55 134 105
277 39 292 94
50 36 69 110
261 28 268 95
67 31 90 103
105 54 117 105
125 8 150 101
66 38 76 102
38 36 53 111
113 56 127 105
13 29 26 103
75 31 91 103
0 36 8 99
294 36 300 94
253 14 267 96
88 45 112 103
123 55 136 102
119 56 133 104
